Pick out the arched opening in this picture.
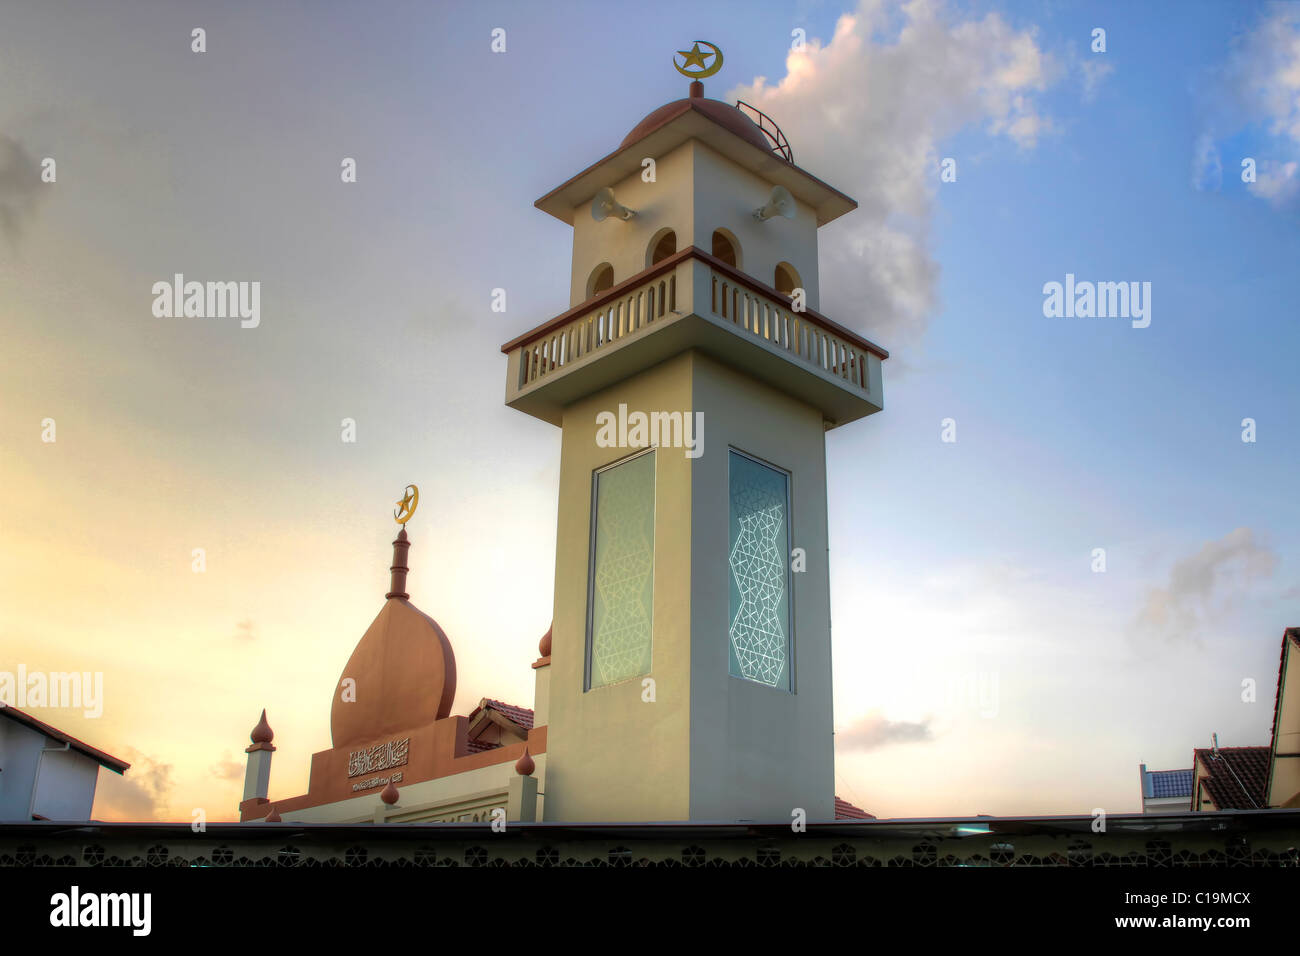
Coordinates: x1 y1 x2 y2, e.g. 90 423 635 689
587 262 614 299
711 229 740 268
774 262 801 297
648 228 676 268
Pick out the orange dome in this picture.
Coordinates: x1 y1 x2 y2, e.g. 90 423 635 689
621 95 774 154
329 597 457 748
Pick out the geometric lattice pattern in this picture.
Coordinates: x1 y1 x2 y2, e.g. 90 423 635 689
589 451 655 687
10 824 1300 868
728 451 790 688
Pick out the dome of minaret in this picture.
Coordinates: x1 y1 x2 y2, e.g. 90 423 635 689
620 82 777 156
250 709 273 744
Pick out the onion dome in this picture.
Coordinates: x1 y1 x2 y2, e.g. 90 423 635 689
246 709 275 753
515 745 535 777
329 529 457 748
539 623 552 657
250 709 273 744
380 780 400 805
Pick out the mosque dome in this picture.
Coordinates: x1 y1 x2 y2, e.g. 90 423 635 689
620 83 778 156
329 528 457 748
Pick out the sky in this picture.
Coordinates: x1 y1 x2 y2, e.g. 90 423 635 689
1 0 1298 821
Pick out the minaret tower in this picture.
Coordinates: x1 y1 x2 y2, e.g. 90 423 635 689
501 43 887 822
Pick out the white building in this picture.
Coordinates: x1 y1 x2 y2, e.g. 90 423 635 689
0 706 129 821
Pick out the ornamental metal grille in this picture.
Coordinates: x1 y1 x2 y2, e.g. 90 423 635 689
728 450 791 689
587 450 655 688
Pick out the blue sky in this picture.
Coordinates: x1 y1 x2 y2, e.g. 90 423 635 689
1 0 1297 819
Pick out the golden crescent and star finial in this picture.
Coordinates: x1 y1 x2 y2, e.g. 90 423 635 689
674 40 723 80
394 484 419 525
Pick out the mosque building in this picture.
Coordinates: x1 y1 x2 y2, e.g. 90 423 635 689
238 43 886 825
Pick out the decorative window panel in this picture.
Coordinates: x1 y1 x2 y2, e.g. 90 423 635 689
587 450 655 688
728 450 792 689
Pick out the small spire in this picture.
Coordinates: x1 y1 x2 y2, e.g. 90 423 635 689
386 527 410 599
515 745 535 777
265 806 281 823
250 709 274 744
381 780 400 805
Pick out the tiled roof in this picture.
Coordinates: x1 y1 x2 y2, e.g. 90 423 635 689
1149 769 1194 799
480 699 534 730
0 705 130 774
1194 746 1270 809
834 796 875 820
462 698 535 755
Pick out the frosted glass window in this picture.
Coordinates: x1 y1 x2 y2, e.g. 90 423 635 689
587 451 655 688
728 450 792 689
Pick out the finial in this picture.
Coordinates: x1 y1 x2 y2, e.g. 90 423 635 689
388 485 417 599
515 745 535 777
250 709 273 744
246 709 276 753
539 623 552 657
381 780 400 805
394 483 419 525
387 527 411 599
674 41 724 87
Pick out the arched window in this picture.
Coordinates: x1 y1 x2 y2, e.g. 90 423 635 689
587 262 614 298
774 262 801 296
711 229 740 268
648 229 676 267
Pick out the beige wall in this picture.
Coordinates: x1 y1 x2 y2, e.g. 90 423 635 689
688 144 820 308
687 353 834 821
277 755 546 824
543 353 695 821
570 142 696 308
1270 642 1300 806
568 140 820 309
542 350 836 822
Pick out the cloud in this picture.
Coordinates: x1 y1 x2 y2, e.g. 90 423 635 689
0 134 43 245
1198 5 1300 207
1193 131 1223 191
838 710 935 751
727 0 1058 348
1249 158 1300 204
1133 528 1278 641
209 753 243 782
92 747 173 822
1081 58 1114 103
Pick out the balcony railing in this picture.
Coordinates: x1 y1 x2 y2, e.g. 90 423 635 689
502 247 888 403
514 269 677 388
707 266 876 393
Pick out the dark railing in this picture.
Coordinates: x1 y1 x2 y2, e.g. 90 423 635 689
736 100 793 163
